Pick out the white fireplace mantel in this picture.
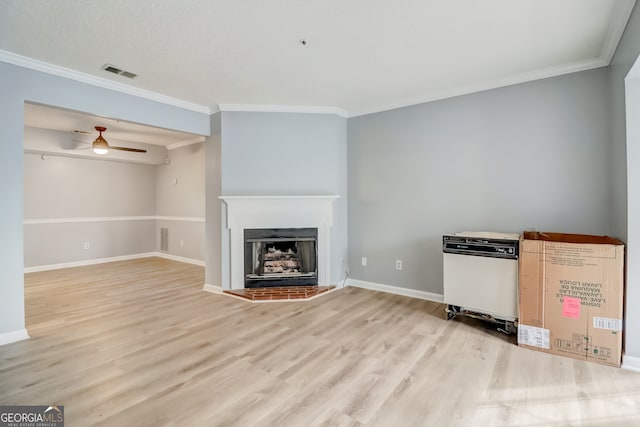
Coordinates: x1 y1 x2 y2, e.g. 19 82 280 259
219 195 339 290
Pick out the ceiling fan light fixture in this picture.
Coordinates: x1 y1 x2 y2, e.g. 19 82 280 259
93 142 108 155
92 126 109 155
86 125 146 155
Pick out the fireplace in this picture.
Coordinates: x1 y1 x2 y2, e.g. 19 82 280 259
219 195 339 290
244 228 318 288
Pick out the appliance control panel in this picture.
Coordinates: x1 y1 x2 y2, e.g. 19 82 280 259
442 235 519 259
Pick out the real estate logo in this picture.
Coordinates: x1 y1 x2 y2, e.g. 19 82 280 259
0 405 64 427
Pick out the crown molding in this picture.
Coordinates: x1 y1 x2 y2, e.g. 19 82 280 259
167 136 205 151
218 103 349 118
349 57 609 118
3 0 633 123
601 0 636 65
0 49 212 115
346 1 637 118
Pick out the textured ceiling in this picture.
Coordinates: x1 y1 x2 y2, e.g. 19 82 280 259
0 0 636 117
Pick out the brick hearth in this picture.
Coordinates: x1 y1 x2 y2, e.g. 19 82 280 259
224 286 335 301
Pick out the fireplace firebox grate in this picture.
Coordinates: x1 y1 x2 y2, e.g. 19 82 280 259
244 228 318 288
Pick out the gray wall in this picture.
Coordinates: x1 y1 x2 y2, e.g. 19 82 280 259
0 60 210 338
220 111 348 285
24 221 155 266
24 133 207 267
156 142 205 261
155 219 204 260
156 143 205 216
25 143 156 218
348 68 610 295
221 112 347 196
24 148 157 267
609 3 640 360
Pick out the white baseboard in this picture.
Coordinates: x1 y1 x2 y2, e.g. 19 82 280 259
622 354 640 372
24 252 205 273
24 252 157 273
0 329 30 346
152 252 205 267
203 283 222 294
346 278 444 303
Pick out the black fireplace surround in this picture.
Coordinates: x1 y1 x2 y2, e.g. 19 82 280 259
244 228 318 288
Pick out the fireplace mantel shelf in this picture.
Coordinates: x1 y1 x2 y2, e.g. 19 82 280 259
219 195 340 200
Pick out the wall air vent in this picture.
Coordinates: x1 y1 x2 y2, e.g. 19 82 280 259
101 64 137 79
160 227 169 252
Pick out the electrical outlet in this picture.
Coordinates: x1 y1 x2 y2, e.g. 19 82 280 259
396 259 402 270
361 256 367 266
180 239 184 247
83 242 90 250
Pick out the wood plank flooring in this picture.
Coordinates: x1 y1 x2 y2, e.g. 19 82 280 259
1 257 639 426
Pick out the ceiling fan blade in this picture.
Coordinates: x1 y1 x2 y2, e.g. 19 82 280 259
110 146 147 153
66 140 92 150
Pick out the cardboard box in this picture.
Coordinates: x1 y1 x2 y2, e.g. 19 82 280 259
518 232 624 367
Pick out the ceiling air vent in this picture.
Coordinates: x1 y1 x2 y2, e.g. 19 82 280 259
101 64 137 79
119 71 138 79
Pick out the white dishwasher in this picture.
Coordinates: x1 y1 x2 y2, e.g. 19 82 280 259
443 231 519 333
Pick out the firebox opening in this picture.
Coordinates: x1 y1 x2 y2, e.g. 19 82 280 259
244 228 318 288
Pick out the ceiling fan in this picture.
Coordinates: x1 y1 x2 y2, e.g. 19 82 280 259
75 126 147 155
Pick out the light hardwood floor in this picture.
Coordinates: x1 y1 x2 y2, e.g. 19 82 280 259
1 257 640 426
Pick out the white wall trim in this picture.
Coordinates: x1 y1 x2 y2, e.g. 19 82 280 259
24 252 157 273
625 60 640 372
0 329 30 346
25 148 168 166
24 251 204 273
220 195 341 200
349 58 608 117
25 216 156 224
24 216 204 225
0 49 211 114
600 0 637 65
622 354 640 372
203 283 222 294
167 137 205 151
346 278 444 303
153 252 205 266
154 216 205 223
218 103 349 118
